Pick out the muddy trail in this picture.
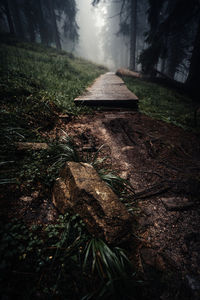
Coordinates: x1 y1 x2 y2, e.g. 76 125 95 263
51 109 200 298
4 108 200 299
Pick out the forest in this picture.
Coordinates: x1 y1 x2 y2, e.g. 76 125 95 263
1 0 200 95
0 0 200 300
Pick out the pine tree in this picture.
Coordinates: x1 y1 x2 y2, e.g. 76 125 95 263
48 0 61 51
11 0 25 39
129 0 137 70
0 0 15 34
186 17 200 97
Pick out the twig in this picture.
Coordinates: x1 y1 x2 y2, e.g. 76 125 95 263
177 145 192 158
133 181 171 201
159 161 182 172
131 233 146 242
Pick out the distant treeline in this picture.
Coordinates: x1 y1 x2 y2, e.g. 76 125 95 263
93 0 200 97
0 0 78 51
1 0 200 97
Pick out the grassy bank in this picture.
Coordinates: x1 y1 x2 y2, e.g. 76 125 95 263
0 39 139 299
0 38 107 192
1 38 196 299
0 38 106 114
124 77 199 133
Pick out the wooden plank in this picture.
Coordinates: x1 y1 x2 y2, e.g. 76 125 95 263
74 72 139 108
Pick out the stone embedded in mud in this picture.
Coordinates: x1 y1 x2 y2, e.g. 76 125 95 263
52 161 133 244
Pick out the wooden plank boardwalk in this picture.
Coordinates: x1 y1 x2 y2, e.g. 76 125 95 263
74 72 138 109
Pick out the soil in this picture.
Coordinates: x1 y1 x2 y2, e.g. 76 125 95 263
3 109 200 299
56 110 200 299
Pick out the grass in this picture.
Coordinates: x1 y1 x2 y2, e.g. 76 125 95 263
0 213 87 299
83 238 136 300
123 77 199 132
0 38 139 299
0 39 106 115
1 36 193 299
0 214 138 299
0 36 107 192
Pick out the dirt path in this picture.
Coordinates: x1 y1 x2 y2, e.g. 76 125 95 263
6 105 200 298
56 109 200 298
5 72 200 298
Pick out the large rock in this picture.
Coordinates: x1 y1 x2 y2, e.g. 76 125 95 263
52 162 133 244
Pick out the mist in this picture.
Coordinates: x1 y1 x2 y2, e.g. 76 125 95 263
75 1 105 66
0 0 199 85
74 0 131 71
73 0 148 71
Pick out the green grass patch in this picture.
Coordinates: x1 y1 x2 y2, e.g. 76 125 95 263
124 77 199 132
0 38 107 187
0 40 107 115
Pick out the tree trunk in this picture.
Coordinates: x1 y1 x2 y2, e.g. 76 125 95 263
24 2 36 43
36 0 48 45
186 18 200 98
11 0 25 39
27 19 36 43
48 0 62 51
161 58 166 73
129 0 137 71
166 35 182 79
3 0 15 34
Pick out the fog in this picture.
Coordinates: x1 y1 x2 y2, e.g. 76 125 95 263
75 1 106 66
74 0 148 71
0 0 192 82
75 0 130 71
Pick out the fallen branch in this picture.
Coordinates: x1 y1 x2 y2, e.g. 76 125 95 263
159 161 182 172
133 181 171 201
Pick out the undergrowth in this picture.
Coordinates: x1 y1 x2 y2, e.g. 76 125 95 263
0 39 106 114
0 134 137 299
1 37 190 299
0 37 137 298
0 214 137 299
124 77 200 133
0 122 137 299
0 37 107 199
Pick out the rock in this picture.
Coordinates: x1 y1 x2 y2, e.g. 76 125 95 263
140 248 166 271
16 142 48 151
182 243 188 253
140 248 156 267
20 196 32 202
186 275 200 300
142 206 152 216
20 191 40 202
52 162 132 244
58 114 71 121
161 197 194 211
155 254 166 271
138 216 153 227
160 291 171 300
